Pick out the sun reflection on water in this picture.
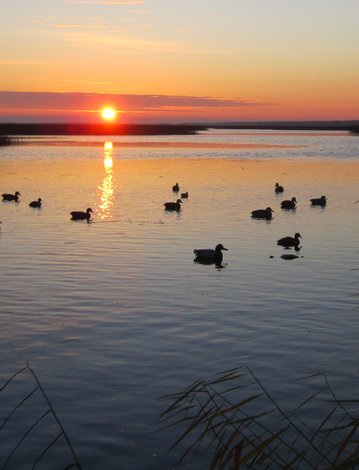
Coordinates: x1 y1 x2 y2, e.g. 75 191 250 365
97 142 116 219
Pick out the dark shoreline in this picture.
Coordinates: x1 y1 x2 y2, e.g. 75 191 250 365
0 121 358 135
0 123 206 136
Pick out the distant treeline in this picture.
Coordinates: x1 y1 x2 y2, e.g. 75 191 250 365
0 123 207 136
210 120 359 132
1 121 358 136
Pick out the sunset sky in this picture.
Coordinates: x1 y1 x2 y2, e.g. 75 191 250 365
1 0 359 123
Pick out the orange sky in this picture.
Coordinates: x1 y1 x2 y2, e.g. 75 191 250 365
1 1 359 123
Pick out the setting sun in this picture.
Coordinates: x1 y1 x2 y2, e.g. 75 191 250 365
102 108 116 120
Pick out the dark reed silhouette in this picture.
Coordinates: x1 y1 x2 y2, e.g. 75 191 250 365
310 195 327 206
164 199 182 211
0 134 22 146
251 207 274 219
2 191 21 202
29 198 42 208
280 197 297 209
277 232 302 248
275 182 284 193
70 208 93 220
158 367 359 470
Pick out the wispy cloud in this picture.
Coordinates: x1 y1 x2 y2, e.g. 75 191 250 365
0 91 276 113
0 60 58 66
66 1 145 4
52 24 110 28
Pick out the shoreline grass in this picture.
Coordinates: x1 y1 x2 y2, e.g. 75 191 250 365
0 134 22 146
158 367 359 469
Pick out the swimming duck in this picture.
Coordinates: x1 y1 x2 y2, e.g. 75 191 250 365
29 198 42 208
2 191 21 202
251 207 274 219
164 199 182 211
70 208 93 220
277 232 302 248
172 183 180 192
280 197 297 209
275 183 284 193
310 195 327 206
181 192 189 199
194 244 228 263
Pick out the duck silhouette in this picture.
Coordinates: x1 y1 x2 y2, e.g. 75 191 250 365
164 199 182 211
2 191 21 202
70 208 93 220
181 192 189 199
29 198 42 208
251 207 274 219
310 195 327 206
172 183 179 192
275 183 284 193
280 197 297 209
277 233 302 248
194 244 228 264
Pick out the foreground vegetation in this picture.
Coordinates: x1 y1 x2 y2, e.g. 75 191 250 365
158 367 359 469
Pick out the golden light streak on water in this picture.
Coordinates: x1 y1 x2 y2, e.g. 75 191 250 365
97 141 116 219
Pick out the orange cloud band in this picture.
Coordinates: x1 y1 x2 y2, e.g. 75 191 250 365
66 1 144 4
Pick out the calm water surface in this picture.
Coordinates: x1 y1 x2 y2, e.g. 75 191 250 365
0 130 359 469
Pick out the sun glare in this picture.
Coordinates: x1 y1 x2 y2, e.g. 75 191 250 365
102 108 116 120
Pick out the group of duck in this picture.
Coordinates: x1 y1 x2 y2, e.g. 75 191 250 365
1 181 327 265
251 182 327 251
164 181 328 265
2 191 42 208
1 191 93 221
163 183 189 211
163 183 228 265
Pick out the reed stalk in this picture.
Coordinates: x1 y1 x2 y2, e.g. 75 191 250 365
158 367 359 469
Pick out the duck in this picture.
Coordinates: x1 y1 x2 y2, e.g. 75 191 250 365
251 207 274 219
275 183 284 193
29 198 42 208
70 208 93 220
310 195 327 206
172 183 180 192
277 232 302 248
194 244 228 264
280 197 297 209
2 191 21 202
164 199 182 211
181 192 189 199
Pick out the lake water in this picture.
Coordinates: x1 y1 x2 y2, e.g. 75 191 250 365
0 129 359 469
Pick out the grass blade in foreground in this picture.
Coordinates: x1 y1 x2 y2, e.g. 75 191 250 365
158 367 359 469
